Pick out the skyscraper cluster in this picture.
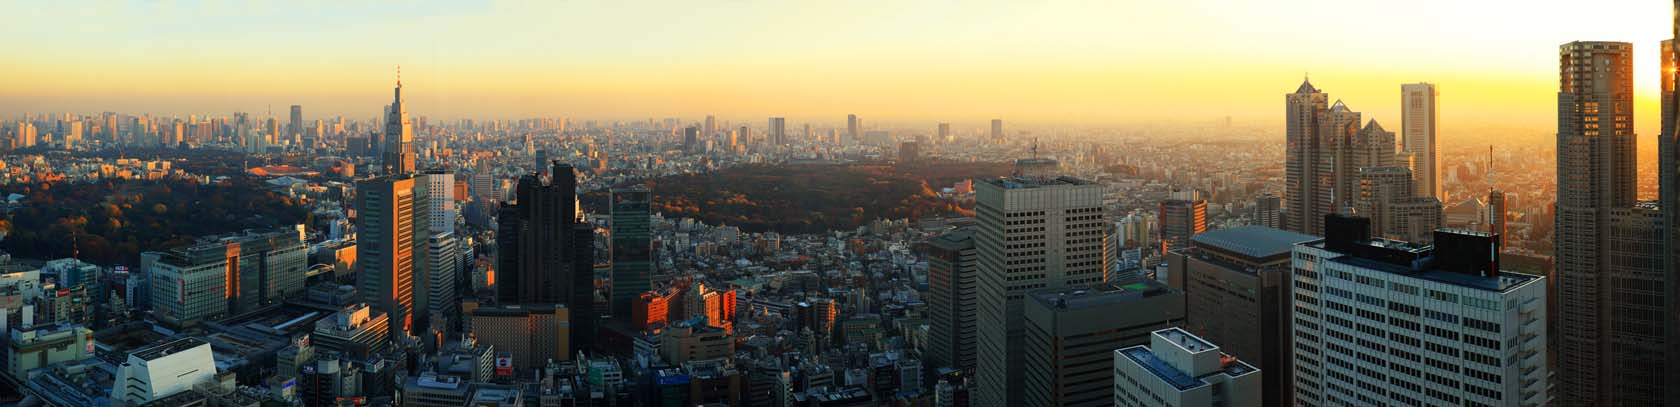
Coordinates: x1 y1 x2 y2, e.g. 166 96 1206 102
1284 80 1442 239
496 161 597 351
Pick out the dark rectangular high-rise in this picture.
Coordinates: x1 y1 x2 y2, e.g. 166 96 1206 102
356 174 430 339
1556 41 1662 406
926 228 977 373
289 105 303 142
610 186 652 320
497 161 596 350
1157 198 1206 255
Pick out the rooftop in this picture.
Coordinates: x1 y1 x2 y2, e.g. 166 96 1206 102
132 337 209 361
1308 238 1541 292
1028 280 1171 310
1189 226 1316 259
981 175 1095 189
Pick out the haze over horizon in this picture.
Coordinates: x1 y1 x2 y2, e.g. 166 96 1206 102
2 0 1673 136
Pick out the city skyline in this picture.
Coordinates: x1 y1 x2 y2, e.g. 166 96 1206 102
2 1 1675 133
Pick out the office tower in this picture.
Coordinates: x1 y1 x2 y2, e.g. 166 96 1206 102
1113 328 1261 407
1022 281 1184 407
1291 215 1547 406
768 117 787 146
737 125 750 146
660 322 735 364
383 78 415 175
990 119 1004 143
356 174 430 339
1253 194 1281 228
1355 166 1443 243
421 170 457 235
422 232 459 334
312 303 391 359
1401 83 1439 198
974 159 1109 407
802 123 812 142
1284 80 1329 235
683 126 700 152
611 186 653 319
846 114 860 143
899 141 920 163
470 304 570 373
1665 34 1680 405
497 161 596 350
937 122 952 144
1284 80 1394 236
14 122 33 148
112 338 218 407
289 104 304 142
1165 226 1313 407
926 228 977 373
403 374 471 407
1557 41 1664 406
147 226 309 328
1158 197 1207 255
704 115 716 138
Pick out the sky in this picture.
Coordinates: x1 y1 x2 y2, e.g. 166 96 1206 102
0 0 1673 134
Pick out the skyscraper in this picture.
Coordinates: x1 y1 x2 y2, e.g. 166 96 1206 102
383 78 415 175
356 175 430 339
1022 281 1184 407
610 186 652 320
1663 31 1680 405
1158 197 1207 255
704 115 716 138
937 122 952 144
990 119 1004 144
1284 80 1328 235
846 114 859 143
497 161 596 350
1400 83 1439 198
1555 41 1663 406
683 126 700 152
1355 166 1443 243
1283 80 1395 236
1291 216 1547 406
289 104 304 143
926 228 977 373
974 159 1109 407
1253 193 1281 229
768 117 787 146
1165 226 1313 407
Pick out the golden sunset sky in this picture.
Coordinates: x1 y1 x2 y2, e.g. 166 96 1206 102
0 0 1671 134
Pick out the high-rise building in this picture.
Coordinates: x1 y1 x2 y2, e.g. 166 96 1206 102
1284 81 1396 236
1113 328 1261 407
1355 166 1443 243
1400 83 1439 198
147 226 309 328
497 161 596 350
112 338 218 407
683 126 700 152
846 114 859 143
470 304 570 373
289 104 304 143
1556 41 1664 406
1291 215 1547 406
1663 33 1680 405
421 232 459 336
937 122 952 144
1022 281 1184 407
990 119 1004 143
704 115 716 138
611 186 653 319
1158 197 1207 255
974 159 1109 407
1253 194 1281 229
1165 226 1313 407
422 170 457 235
926 228 977 373
768 117 787 146
383 78 415 175
356 175 430 339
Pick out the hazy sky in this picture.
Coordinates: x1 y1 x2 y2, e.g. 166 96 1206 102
0 0 1672 132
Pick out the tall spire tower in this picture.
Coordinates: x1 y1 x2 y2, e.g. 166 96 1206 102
383 66 415 175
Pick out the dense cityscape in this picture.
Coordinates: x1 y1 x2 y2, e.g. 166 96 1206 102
1 2 1678 407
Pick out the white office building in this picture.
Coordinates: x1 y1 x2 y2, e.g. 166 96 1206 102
1114 327 1260 407
1291 215 1546 406
112 338 218 407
